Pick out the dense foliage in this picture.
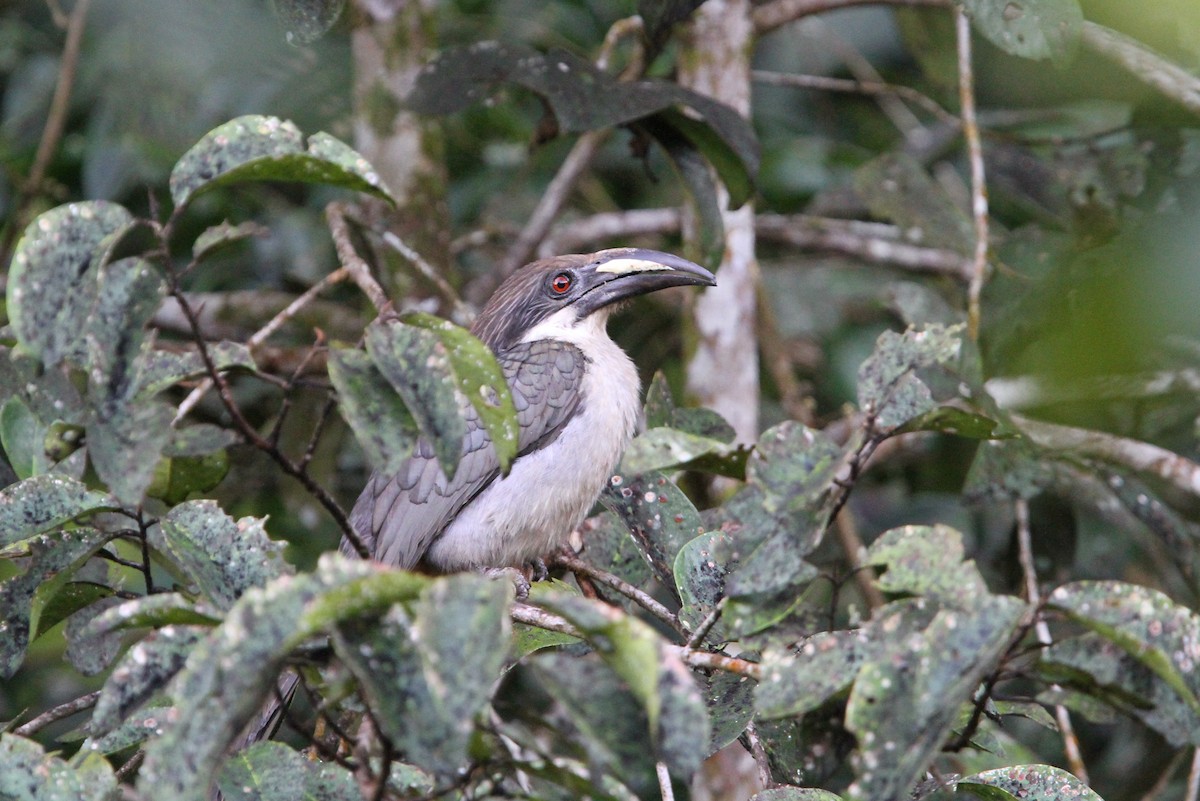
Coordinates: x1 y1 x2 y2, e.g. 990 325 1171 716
3 1 1200 800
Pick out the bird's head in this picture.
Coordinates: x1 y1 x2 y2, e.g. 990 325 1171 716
472 248 716 352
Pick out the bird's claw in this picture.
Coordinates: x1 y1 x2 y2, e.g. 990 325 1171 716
484 566 531 600
528 558 549 583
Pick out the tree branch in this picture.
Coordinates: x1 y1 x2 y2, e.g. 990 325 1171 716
956 5 990 341
14 690 100 737
1080 22 1200 118
753 0 949 35
551 550 686 637
327 201 391 313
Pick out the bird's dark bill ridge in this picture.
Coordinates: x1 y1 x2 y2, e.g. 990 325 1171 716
571 248 716 317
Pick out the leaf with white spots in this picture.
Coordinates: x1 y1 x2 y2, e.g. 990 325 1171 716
327 345 418 475
170 115 394 209
0 733 118 801
959 0 1083 62
0 474 113 548
0 527 111 678
399 312 519 475
159 500 291 611
90 625 207 736
138 555 426 801
856 324 965 431
1047 581 1200 717
600 471 705 591
956 764 1102 800
217 741 360 801
7 201 134 366
751 789 846 801
866 524 990 607
843 596 1025 801
333 574 512 778
621 427 748 479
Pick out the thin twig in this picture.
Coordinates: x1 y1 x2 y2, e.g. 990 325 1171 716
753 0 949 34
686 599 726 649
173 269 347 424
552 551 686 637
956 5 990 341
656 761 675 801
327 202 390 313
115 750 145 782
743 721 774 789
501 130 610 275
1186 748 1200 801
752 70 958 127
1017 498 1089 782
14 690 101 737
380 230 471 323
833 508 885 611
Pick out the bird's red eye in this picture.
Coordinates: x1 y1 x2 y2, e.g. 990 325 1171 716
550 273 572 294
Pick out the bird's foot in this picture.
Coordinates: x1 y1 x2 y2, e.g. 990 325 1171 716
527 558 549 583
484 566 531 600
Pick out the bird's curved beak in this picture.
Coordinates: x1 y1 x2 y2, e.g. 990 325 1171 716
573 248 716 316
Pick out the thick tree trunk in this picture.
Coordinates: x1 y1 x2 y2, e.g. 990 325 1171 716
350 0 452 290
678 0 761 444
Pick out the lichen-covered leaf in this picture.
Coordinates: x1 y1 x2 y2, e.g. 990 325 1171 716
956 764 1102 801
963 438 1055 502
138 555 423 801
64 596 125 676
756 631 866 719
0 474 113 548
87 398 174 506
269 0 346 44
90 625 206 735
0 527 110 677
1047 581 1200 716
746 421 845 514
843 597 1025 801
217 741 359 801
959 0 1083 62
1 397 48 479
751 789 846 801
136 341 256 398
87 592 223 634
1041 633 1200 746
703 668 755 754
327 345 417 474
601 471 705 591
8 201 134 366
169 115 394 209
866 524 990 606
673 527 739 639
365 317 467 480
159 500 291 610
334 574 512 778
856 324 965 430
400 312 519 474
0 733 118 801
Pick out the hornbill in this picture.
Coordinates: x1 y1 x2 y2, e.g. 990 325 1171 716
345 247 716 572
236 248 714 751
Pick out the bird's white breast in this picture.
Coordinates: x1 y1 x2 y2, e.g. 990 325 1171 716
424 308 641 569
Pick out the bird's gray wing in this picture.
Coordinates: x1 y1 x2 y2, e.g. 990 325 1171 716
344 339 587 568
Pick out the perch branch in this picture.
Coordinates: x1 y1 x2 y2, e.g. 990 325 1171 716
551 550 686 637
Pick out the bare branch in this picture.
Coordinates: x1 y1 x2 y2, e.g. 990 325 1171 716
327 201 391 313
956 6 990 342
752 69 958 127
539 208 681 257
1081 22 1200 118
987 369 1200 410
834 508 886 611
380 230 471 324
14 690 100 737
753 0 949 34
552 550 686 637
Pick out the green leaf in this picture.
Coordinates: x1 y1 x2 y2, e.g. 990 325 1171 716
136 341 256 398
0 733 118 801
702 668 756 754
87 592 223 633
169 115 394 209
1 397 47 479
191 220 269 261
959 0 1083 62
756 631 866 719
956 764 1102 801
751 789 846 801
138 555 424 801
400 312 520 474
651 122 726 266
655 103 756 208
327 346 418 475
0 474 113 548
0 528 111 678
146 451 230 505
1046 581 1200 716
64 596 125 675
32 580 114 640
159 500 291 610
621 427 747 478
673 528 737 638
894 405 1004 439
856 324 965 430
335 574 512 778
601 471 706 591
7 201 134 366
217 741 359 801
